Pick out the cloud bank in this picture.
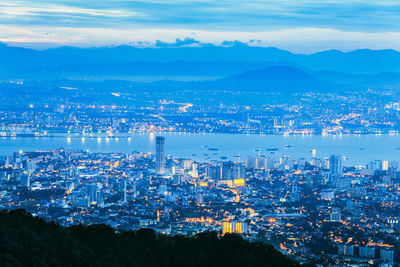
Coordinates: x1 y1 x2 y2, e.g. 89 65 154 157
0 0 400 52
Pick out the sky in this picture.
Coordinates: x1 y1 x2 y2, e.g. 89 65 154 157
0 0 400 53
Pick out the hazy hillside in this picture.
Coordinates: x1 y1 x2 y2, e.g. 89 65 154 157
1 42 400 91
1 43 400 77
209 66 335 92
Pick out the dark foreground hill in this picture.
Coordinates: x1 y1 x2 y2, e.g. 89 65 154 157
0 210 297 267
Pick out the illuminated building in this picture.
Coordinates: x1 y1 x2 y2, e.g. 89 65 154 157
222 220 248 235
233 178 245 187
381 160 389 171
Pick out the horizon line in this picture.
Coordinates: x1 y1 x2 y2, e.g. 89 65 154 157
2 40 400 55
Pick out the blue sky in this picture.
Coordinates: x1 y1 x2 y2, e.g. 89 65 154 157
1 0 400 52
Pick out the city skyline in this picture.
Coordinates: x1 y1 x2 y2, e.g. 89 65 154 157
1 1 400 266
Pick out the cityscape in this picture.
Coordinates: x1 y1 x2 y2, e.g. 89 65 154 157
1 0 400 266
2 86 400 136
0 135 398 265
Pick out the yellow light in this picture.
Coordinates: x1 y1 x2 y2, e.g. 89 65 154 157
233 179 245 187
222 221 232 234
235 222 243 233
199 182 208 187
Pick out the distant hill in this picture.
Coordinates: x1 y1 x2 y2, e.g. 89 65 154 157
1 43 400 90
209 66 335 92
1 64 399 105
1 61 297 81
134 65 400 93
314 70 400 89
0 209 298 267
1 43 400 79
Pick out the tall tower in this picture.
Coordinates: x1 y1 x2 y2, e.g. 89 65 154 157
329 155 343 175
156 136 165 175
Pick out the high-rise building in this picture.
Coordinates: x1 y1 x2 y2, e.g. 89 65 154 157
20 174 30 187
256 156 265 169
221 162 234 179
330 207 341 222
183 159 192 170
26 160 37 174
123 179 127 203
338 244 354 256
359 245 375 258
329 155 343 175
172 174 181 185
222 220 248 235
380 247 394 263
206 164 223 180
233 164 246 179
265 157 275 169
86 183 97 203
245 157 256 169
381 160 389 171
291 182 300 202
155 136 165 175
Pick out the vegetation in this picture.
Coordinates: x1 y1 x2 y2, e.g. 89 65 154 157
0 209 297 267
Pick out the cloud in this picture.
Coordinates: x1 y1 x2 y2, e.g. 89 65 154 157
1 0 400 51
0 3 138 17
155 38 200 47
2 26 400 53
1 0 400 31
221 40 248 47
0 1 143 28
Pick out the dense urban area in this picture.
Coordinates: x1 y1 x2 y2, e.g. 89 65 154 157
3 0 400 265
0 81 400 265
2 81 400 136
0 136 398 265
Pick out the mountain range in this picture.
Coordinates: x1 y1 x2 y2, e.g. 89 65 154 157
1 43 400 93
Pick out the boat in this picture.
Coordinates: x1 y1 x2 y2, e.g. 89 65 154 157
208 148 218 151
266 148 279 151
284 144 293 148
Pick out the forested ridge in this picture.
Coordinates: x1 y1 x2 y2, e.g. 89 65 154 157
0 209 297 267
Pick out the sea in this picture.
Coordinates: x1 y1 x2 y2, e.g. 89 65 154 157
1 132 400 165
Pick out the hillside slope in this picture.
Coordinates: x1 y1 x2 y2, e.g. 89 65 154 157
0 210 297 267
